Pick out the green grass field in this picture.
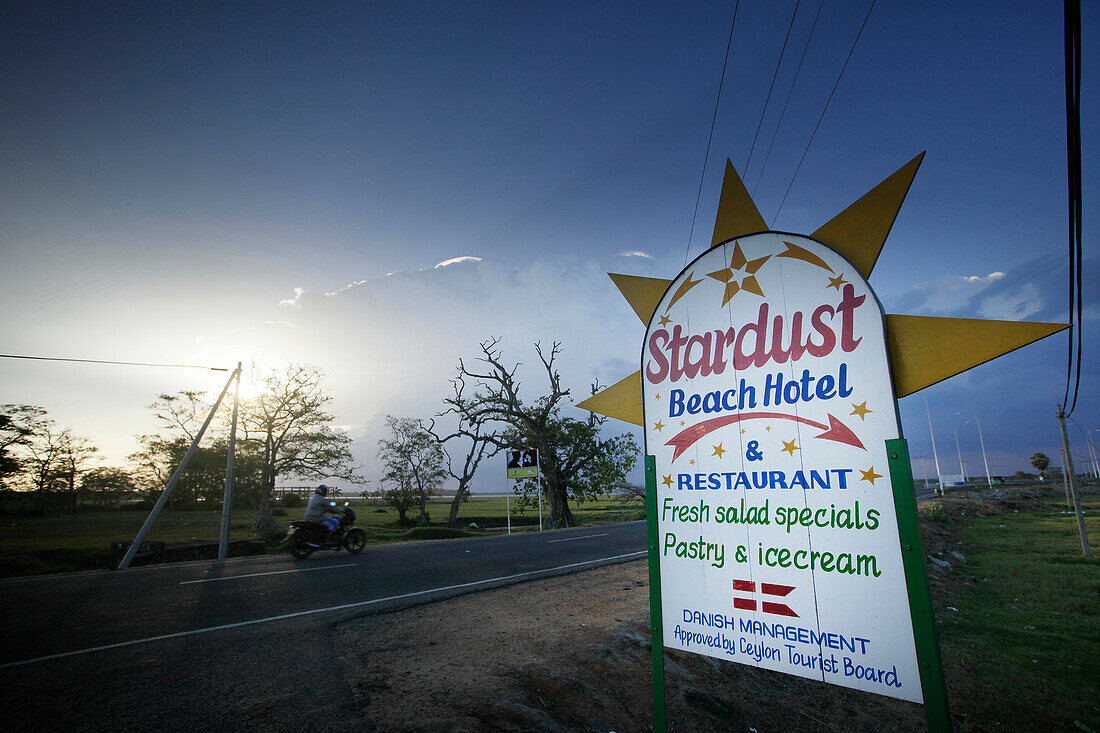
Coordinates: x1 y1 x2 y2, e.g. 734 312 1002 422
0 494 645 576
935 494 1099 731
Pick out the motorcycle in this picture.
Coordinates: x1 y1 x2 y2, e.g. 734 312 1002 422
284 503 367 559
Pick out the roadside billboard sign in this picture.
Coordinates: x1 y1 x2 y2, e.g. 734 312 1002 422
643 233 922 702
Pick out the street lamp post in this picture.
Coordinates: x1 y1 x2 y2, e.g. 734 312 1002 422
924 397 943 495
963 415 992 490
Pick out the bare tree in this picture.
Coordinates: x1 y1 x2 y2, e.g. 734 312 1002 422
449 338 639 528
55 433 99 512
429 375 503 527
378 416 447 526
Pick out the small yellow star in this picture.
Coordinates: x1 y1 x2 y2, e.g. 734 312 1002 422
658 314 673 327
764 426 772 432
781 439 800 455
860 467 883 485
653 420 665 432
740 428 746 434
662 475 674 488
680 421 686 426
827 274 848 291
851 401 872 420
712 443 726 458
655 393 661 400
689 459 695 465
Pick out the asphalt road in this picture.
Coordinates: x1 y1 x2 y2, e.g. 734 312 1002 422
0 522 647 732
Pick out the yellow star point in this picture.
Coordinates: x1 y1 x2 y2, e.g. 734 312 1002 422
851 401 872 420
680 420 686 426
658 314 672 327
689 459 695 465
662 475 674 488
712 443 726 458
827 274 848 291
781 439 800 455
860 467 883 485
655 393 661 400
764 426 772 432
653 420 665 432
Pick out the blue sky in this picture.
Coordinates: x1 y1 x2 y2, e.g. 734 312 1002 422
1 1 1096 488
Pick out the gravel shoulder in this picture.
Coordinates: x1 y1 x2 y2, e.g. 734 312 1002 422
335 559 924 732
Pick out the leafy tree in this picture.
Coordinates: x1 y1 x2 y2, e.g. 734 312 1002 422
376 475 419 525
378 415 447 526
129 391 233 505
237 364 361 529
450 339 640 528
1030 452 1051 480
0 404 46 489
79 466 137 507
429 376 502 527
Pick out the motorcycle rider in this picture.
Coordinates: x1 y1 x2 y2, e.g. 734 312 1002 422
304 485 343 544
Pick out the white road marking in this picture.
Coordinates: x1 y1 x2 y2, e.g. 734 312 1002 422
546 533 609 543
179 564 356 584
0 550 646 669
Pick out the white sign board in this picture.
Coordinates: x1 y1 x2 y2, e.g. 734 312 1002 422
643 233 922 702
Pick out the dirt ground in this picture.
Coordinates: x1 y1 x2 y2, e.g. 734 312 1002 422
336 564 923 732
335 486 1089 732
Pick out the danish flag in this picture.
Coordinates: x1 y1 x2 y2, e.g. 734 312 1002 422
732 579 798 617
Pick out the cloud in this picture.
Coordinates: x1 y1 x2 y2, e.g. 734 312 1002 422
619 250 654 260
279 287 304 308
883 254 1098 323
270 256 644 490
434 255 483 268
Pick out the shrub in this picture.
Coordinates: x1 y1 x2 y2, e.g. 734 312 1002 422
921 502 945 523
282 493 302 508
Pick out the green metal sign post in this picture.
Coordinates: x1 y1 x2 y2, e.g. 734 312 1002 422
886 438 953 732
644 455 667 732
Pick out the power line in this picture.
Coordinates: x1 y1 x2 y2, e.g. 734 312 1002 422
0 353 229 371
752 0 825 198
772 0 876 226
684 0 740 264
744 0 802 177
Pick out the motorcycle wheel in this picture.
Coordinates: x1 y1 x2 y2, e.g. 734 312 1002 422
289 537 314 559
344 528 366 554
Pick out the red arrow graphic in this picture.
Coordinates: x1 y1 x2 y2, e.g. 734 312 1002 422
665 411 865 461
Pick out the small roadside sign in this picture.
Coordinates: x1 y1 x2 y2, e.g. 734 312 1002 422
506 448 538 479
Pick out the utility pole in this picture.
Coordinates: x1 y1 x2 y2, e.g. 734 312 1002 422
924 398 943 495
1057 405 1091 557
219 362 242 560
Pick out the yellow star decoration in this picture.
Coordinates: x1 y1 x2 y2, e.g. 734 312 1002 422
827 274 848 291
662 475 674 488
653 420 664 432
576 155 1068 428
781 439 800 455
764 426 771 432
658 314 672 327
680 420 686 426
689 459 695 465
655 393 661 400
740 428 746 434
712 443 726 458
860 467 883 485
706 242 770 306
851 401 872 420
